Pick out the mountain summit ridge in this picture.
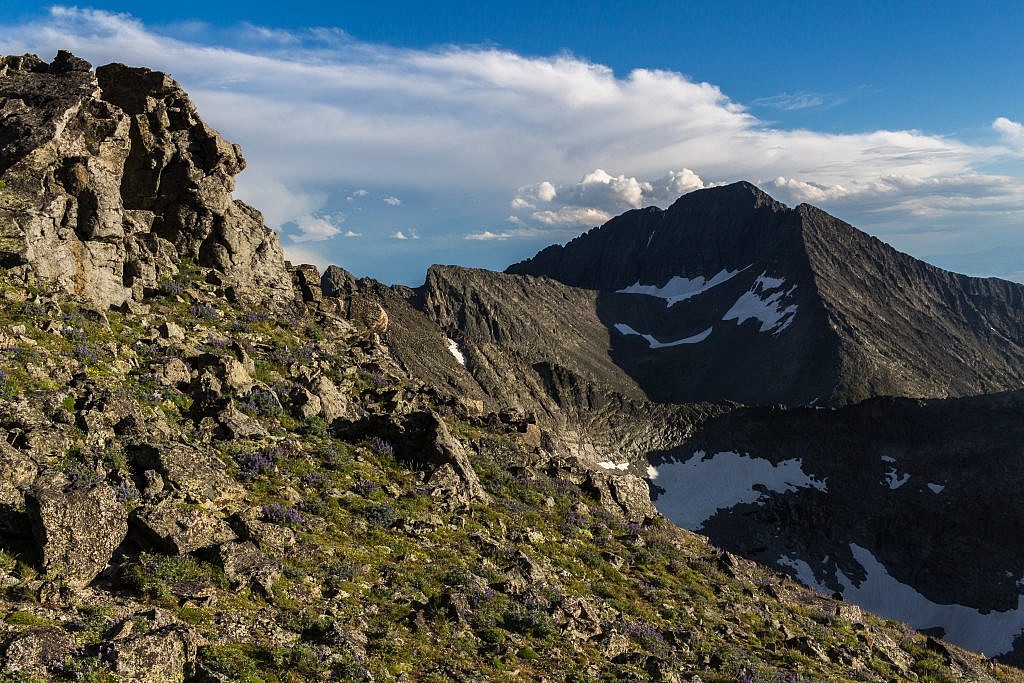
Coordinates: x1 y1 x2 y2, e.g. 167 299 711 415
506 181 1024 404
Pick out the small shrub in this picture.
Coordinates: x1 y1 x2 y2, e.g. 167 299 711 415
262 503 302 526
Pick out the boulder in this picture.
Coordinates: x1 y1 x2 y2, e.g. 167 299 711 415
2 626 77 676
419 412 489 504
609 474 658 523
157 357 192 387
111 624 200 683
231 506 297 550
132 500 236 554
159 321 185 341
280 384 322 420
131 443 244 506
26 479 128 587
0 437 37 506
217 405 267 440
218 541 281 595
311 375 354 422
347 295 389 334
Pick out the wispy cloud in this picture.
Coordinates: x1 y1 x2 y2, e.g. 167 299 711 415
752 91 844 112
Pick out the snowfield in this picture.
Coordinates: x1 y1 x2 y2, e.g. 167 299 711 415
446 337 466 366
613 323 713 348
616 267 748 306
723 272 798 334
649 450 827 530
779 545 1024 656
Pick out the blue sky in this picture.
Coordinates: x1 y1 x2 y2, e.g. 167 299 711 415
2 2 1023 283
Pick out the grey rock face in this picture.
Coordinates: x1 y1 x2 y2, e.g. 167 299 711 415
0 52 293 308
26 478 128 587
368 263 724 463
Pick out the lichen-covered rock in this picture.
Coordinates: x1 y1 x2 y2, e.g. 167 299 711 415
157 357 192 387
26 478 128 587
310 375 355 422
111 623 200 683
132 500 236 554
231 506 297 550
131 442 244 506
218 540 281 595
608 473 657 523
2 626 76 676
216 405 267 440
347 295 389 334
0 436 37 505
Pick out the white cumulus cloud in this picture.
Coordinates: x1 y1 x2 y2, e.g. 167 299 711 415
289 212 345 242
503 167 706 232
994 117 1024 152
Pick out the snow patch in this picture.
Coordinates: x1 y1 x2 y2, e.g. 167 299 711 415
779 544 1024 657
613 323 712 348
616 266 749 306
446 338 466 366
722 272 798 334
885 467 910 490
649 451 827 530
927 482 945 494
646 465 659 479
880 455 897 463
597 461 629 471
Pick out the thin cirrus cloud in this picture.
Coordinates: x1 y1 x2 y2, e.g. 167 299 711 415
1 7 1023 280
752 91 844 112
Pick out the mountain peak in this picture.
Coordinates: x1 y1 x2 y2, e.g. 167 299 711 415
507 177 1024 406
667 180 789 214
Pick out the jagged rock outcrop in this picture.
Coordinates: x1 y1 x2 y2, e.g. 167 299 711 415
0 51 292 308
